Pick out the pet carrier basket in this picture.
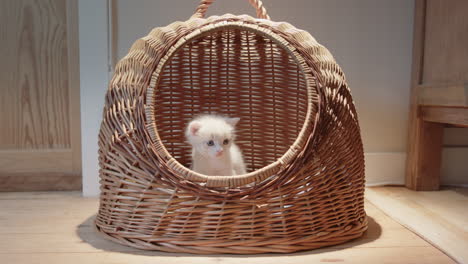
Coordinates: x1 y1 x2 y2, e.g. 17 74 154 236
95 0 367 254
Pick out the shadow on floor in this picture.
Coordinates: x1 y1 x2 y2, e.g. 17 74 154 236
77 214 381 257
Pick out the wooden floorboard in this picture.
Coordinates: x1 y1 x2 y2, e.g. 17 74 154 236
0 191 455 264
367 186 468 264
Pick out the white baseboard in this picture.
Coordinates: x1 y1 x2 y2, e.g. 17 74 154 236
364 152 406 186
364 149 468 187
441 147 468 186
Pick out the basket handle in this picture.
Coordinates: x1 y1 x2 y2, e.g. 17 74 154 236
191 0 271 20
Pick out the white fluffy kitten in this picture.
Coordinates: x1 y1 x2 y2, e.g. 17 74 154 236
186 115 247 176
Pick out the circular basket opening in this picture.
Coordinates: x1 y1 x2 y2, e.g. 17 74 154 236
146 22 319 186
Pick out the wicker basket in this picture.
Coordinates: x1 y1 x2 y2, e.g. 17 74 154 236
96 0 367 254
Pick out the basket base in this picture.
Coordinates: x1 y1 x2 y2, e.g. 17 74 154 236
94 218 368 255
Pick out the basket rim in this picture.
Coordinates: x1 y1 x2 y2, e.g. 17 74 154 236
145 18 321 188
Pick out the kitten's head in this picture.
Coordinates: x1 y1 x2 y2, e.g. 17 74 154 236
186 115 240 159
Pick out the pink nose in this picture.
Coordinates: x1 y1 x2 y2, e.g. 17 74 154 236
216 150 223 157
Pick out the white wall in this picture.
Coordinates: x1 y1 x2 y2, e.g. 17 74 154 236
80 0 468 196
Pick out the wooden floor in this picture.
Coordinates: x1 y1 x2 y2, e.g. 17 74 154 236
367 186 468 264
0 191 455 264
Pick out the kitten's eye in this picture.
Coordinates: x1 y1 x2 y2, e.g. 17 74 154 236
207 140 214 146
223 139 229 145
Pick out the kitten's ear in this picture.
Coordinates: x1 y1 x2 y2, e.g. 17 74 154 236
225 117 240 127
189 121 201 135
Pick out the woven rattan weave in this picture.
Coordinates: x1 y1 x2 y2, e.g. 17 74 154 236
95 0 367 254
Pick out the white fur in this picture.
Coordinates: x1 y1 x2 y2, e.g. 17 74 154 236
186 115 247 176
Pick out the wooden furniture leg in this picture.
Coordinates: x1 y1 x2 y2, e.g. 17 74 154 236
406 109 444 191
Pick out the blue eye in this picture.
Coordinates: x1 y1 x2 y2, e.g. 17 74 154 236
223 139 229 145
207 140 214 146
